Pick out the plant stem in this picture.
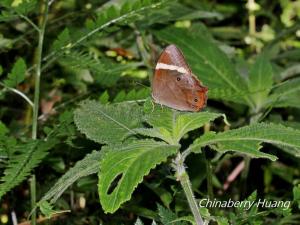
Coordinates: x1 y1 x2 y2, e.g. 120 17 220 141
174 153 204 225
205 157 214 200
248 0 256 37
31 1 49 225
32 0 49 139
30 175 36 225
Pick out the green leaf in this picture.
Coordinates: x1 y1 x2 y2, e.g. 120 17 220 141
78 0 168 47
59 51 141 86
98 140 179 213
247 54 273 110
154 27 254 107
293 185 300 209
158 204 187 225
268 78 300 108
0 139 57 199
12 0 37 15
136 105 223 144
40 150 102 205
74 100 143 144
4 58 26 87
135 218 144 225
113 88 150 103
0 0 37 17
51 28 70 51
99 91 110 104
0 10 18 22
214 140 277 160
0 65 3 76
280 64 300 80
190 123 300 159
39 201 59 218
0 121 8 136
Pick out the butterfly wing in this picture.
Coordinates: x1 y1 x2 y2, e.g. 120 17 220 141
152 45 208 112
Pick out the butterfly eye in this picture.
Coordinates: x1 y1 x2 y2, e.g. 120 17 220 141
176 77 181 81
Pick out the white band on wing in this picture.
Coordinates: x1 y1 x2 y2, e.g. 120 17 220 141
155 62 187 74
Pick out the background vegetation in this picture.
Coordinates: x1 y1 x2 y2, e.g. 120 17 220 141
0 0 300 224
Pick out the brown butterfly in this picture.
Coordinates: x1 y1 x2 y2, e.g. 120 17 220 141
152 44 208 112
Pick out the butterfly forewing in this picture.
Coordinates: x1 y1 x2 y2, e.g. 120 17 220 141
152 44 208 112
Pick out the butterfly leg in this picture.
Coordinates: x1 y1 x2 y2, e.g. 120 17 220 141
159 103 164 111
150 99 155 113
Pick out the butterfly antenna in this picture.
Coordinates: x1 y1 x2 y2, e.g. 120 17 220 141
133 81 150 90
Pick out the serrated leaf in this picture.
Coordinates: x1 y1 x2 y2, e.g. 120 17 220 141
0 121 8 136
280 64 300 80
99 91 110 104
190 123 300 159
12 0 37 15
98 140 179 213
74 100 143 144
0 10 17 22
40 150 102 204
151 221 158 225
135 218 144 225
214 140 277 160
138 106 222 144
154 27 254 107
158 204 187 225
113 88 150 103
39 201 56 218
0 139 57 199
106 5 119 20
268 77 300 108
248 54 273 110
4 58 26 87
52 28 70 51
59 51 140 86
293 185 300 209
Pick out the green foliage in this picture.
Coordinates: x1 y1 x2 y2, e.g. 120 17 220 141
1 0 300 224
39 201 56 218
190 123 300 159
40 150 102 205
0 0 37 21
74 100 143 144
0 121 16 159
3 58 26 88
155 26 254 107
135 105 223 144
113 88 150 103
293 185 300 209
134 218 158 225
268 77 300 109
51 28 70 52
59 51 141 86
158 204 187 225
98 140 178 213
248 54 273 111
0 139 57 200
134 218 144 225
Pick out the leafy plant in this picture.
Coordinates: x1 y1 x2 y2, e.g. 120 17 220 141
1 0 300 224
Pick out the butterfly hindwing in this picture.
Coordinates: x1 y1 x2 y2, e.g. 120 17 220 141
152 45 208 112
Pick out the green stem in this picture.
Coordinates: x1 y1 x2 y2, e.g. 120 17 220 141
205 157 214 200
31 1 49 225
174 153 204 225
248 0 256 36
30 175 36 225
32 0 49 139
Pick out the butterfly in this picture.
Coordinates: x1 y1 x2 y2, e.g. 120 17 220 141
151 44 208 112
